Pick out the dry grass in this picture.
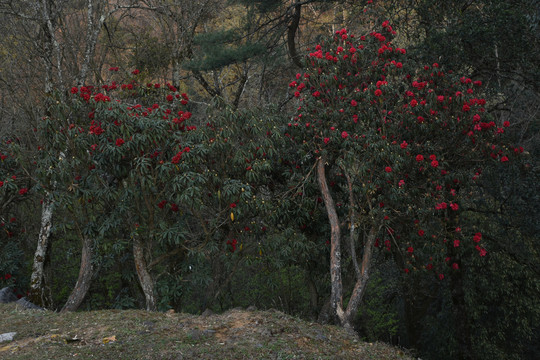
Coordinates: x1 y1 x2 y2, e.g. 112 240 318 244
0 303 413 359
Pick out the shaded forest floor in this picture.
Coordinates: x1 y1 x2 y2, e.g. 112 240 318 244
0 303 413 359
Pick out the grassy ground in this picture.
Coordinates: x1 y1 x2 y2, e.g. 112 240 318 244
0 303 413 359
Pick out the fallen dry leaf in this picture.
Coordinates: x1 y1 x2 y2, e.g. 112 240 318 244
102 335 116 344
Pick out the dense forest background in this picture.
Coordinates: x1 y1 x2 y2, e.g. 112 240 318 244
0 1 538 359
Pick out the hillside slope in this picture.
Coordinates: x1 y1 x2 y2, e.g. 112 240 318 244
0 304 413 359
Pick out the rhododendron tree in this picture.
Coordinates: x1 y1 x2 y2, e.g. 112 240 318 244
287 22 524 329
40 74 285 311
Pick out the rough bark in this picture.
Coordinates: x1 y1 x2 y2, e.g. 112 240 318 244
316 158 345 323
41 0 64 93
77 0 106 86
133 236 156 311
61 235 94 312
318 159 379 329
28 194 54 308
342 226 377 326
287 3 302 68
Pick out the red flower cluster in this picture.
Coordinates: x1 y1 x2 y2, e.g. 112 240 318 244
226 238 238 252
171 146 190 164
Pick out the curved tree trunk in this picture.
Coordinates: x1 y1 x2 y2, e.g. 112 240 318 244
28 194 54 308
61 236 94 312
287 3 302 68
317 158 379 330
133 236 156 311
316 158 345 323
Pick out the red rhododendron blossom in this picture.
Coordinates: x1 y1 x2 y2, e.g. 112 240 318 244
230 203 237 208
416 154 424 162
171 151 183 164
71 87 78 94
476 246 487 257
166 94 174 102
341 131 349 139
157 200 167 209
399 179 405 187
351 99 358 106
115 138 125 146
473 232 482 243
0 181 3 187
132 69 140 75
439 273 444 280
374 89 382 96
18 188 28 195
454 239 460 247
418 229 425 236
431 160 439 167
170 203 179 212
503 121 510 127
452 263 459 270
435 202 447 210
500 156 509 162
385 166 392 173
407 246 414 254
323 137 330 144
400 141 408 149
450 203 459 211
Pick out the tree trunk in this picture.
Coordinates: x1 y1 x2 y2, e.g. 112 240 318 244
133 236 156 311
287 3 302 68
316 158 345 323
342 226 377 327
317 158 379 330
28 194 54 308
61 236 94 312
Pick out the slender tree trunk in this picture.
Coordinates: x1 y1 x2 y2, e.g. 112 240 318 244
28 194 54 307
133 236 156 311
317 158 379 329
342 226 377 325
316 157 345 323
61 236 94 312
287 3 302 68
28 0 61 309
